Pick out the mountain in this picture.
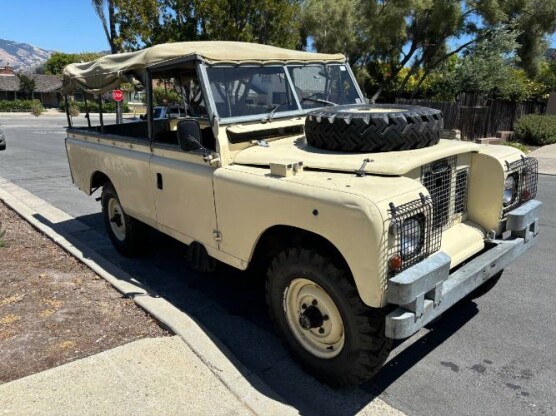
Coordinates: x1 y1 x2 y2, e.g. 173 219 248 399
0 39 53 71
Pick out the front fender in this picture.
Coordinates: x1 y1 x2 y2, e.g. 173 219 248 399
213 166 423 307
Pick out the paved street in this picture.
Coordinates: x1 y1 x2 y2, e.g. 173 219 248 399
1 113 555 416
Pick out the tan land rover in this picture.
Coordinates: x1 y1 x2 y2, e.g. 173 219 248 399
62 41 541 387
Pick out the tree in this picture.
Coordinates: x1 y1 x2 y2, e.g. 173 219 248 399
44 52 106 75
110 0 302 50
302 0 556 100
450 28 522 97
17 73 36 99
92 0 120 53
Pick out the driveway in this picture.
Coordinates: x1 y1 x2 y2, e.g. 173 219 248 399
0 113 554 416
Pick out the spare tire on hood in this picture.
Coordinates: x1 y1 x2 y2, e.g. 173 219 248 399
305 104 443 153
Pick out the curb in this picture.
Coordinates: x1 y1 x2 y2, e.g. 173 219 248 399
0 179 298 416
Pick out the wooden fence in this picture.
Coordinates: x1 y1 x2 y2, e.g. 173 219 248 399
395 93 546 140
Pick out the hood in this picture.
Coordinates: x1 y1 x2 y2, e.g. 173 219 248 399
233 137 480 176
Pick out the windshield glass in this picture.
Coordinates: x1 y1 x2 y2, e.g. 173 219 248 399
207 66 298 118
153 107 164 119
287 65 361 109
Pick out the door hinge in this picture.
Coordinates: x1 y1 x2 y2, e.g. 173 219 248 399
213 230 222 241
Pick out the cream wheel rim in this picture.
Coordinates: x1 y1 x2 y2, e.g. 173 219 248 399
283 278 345 359
108 198 126 242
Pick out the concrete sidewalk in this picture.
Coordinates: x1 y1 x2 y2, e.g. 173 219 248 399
0 337 253 416
529 144 556 175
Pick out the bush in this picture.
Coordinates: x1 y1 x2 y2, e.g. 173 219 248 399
58 101 129 114
502 141 529 153
0 99 43 112
514 115 556 146
30 101 44 116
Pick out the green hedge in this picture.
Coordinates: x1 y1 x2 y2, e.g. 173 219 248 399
514 115 556 146
58 101 129 113
0 99 43 112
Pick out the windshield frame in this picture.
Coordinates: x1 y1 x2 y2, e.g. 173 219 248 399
200 62 365 125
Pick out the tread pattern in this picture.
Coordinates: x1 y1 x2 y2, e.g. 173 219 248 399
101 182 147 257
265 248 392 387
305 104 443 153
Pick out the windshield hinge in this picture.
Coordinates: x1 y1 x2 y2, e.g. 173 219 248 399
355 158 373 177
251 139 269 147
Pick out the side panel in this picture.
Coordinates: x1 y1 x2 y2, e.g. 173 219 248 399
65 134 155 223
149 146 218 248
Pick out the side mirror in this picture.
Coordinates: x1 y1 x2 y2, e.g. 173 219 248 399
177 119 204 152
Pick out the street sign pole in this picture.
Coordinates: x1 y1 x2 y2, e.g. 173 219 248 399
112 89 124 124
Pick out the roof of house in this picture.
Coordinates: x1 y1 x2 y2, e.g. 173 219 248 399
62 41 346 94
0 74 62 93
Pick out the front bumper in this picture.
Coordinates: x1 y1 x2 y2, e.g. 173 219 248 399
385 199 541 339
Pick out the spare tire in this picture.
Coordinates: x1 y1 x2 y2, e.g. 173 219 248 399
305 104 443 153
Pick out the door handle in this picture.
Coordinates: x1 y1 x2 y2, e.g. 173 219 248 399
157 173 163 190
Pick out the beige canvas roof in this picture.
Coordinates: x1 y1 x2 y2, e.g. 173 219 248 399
61 41 346 94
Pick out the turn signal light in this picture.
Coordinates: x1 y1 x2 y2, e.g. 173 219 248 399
388 254 403 272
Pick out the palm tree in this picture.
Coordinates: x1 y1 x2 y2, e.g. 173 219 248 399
91 0 119 53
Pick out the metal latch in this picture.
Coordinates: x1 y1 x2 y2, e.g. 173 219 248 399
213 230 222 241
355 158 373 177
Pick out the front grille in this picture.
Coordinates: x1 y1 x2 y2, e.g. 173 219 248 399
421 157 469 230
388 197 443 274
502 157 538 217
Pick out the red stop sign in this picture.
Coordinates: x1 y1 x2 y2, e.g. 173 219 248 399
112 89 124 102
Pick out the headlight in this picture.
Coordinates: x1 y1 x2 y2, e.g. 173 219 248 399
400 217 423 259
503 175 517 206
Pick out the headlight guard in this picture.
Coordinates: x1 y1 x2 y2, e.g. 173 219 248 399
388 196 442 274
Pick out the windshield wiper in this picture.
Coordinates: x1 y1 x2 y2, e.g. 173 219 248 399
301 95 338 107
264 100 292 122
264 94 337 123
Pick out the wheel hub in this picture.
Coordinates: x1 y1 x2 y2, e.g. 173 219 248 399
110 213 122 227
298 305 324 330
107 198 126 242
284 278 345 359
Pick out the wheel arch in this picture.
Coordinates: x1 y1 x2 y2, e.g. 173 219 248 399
250 225 354 282
90 171 111 194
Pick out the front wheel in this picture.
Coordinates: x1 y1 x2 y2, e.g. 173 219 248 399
101 182 146 257
265 248 392 387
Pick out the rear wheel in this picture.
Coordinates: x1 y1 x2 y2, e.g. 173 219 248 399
266 248 391 387
101 182 146 257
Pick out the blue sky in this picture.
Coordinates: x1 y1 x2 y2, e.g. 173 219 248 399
0 1 555 54
0 1 110 53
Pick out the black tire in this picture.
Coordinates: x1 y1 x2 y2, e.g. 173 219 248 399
305 104 443 153
467 270 503 300
266 248 392 387
101 182 146 257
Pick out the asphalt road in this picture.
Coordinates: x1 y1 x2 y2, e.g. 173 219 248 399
1 113 554 416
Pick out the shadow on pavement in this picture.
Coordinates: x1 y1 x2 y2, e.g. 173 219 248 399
38 211 478 416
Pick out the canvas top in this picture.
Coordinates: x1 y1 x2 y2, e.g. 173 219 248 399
62 41 346 94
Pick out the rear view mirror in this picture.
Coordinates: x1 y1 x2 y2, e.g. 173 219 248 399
177 119 204 152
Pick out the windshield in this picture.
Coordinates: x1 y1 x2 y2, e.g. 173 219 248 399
153 107 164 119
287 65 362 109
207 66 297 118
206 64 363 120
